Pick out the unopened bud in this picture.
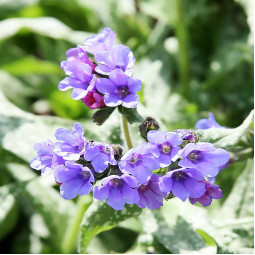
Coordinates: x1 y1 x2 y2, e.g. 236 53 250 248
112 144 123 161
139 117 160 140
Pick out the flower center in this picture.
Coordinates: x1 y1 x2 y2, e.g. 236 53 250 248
172 171 187 181
109 178 123 188
79 170 90 181
116 85 130 98
159 143 171 154
129 153 142 166
188 150 202 162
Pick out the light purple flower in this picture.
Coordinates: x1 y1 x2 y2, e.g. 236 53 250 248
189 180 223 206
96 69 141 108
93 174 139 210
159 168 206 202
54 123 86 161
30 140 65 176
61 45 95 70
178 142 230 177
54 161 94 200
84 141 117 173
195 112 224 130
147 130 182 167
59 48 94 100
136 174 164 210
83 27 116 55
118 142 159 184
95 44 135 76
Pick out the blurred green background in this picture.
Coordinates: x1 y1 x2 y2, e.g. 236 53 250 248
0 0 253 254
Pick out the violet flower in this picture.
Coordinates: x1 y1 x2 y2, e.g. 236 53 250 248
159 168 206 202
96 69 142 108
147 130 182 167
93 174 139 210
84 141 117 173
54 161 94 200
83 27 116 55
95 44 135 76
54 122 86 161
30 140 65 176
118 142 160 184
136 174 164 210
189 180 223 206
178 142 230 177
195 112 224 130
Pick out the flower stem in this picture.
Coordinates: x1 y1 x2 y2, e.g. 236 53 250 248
122 115 133 149
61 195 92 253
174 0 190 100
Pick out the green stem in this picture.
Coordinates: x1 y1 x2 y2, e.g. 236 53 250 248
174 0 190 100
122 115 133 149
61 195 92 253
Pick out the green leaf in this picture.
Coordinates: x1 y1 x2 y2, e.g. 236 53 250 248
196 110 254 149
78 200 142 253
0 184 19 241
118 106 144 124
0 17 92 44
0 56 61 76
150 211 206 253
92 107 116 126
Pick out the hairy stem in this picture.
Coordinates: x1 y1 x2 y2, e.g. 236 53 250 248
122 115 133 149
174 0 190 100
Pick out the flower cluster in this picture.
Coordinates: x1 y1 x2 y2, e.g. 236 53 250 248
31 28 230 211
59 27 142 110
31 123 229 210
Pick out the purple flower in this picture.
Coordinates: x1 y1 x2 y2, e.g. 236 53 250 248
136 174 164 210
59 47 94 100
30 140 65 176
178 142 230 177
159 168 206 202
93 174 139 210
84 141 117 173
83 27 116 55
195 113 224 130
96 69 141 108
95 44 135 76
173 129 197 143
118 142 159 184
189 180 223 206
54 123 85 161
54 161 94 200
61 45 95 70
147 130 182 167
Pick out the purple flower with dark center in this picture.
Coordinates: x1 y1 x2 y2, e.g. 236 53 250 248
84 141 117 173
173 129 197 143
93 174 139 210
118 142 160 184
195 112 224 130
59 50 94 100
189 180 223 206
30 140 65 176
136 174 164 210
54 123 86 161
178 142 230 177
159 168 206 202
54 161 94 200
83 27 116 55
95 44 135 76
147 130 182 167
96 69 142 108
